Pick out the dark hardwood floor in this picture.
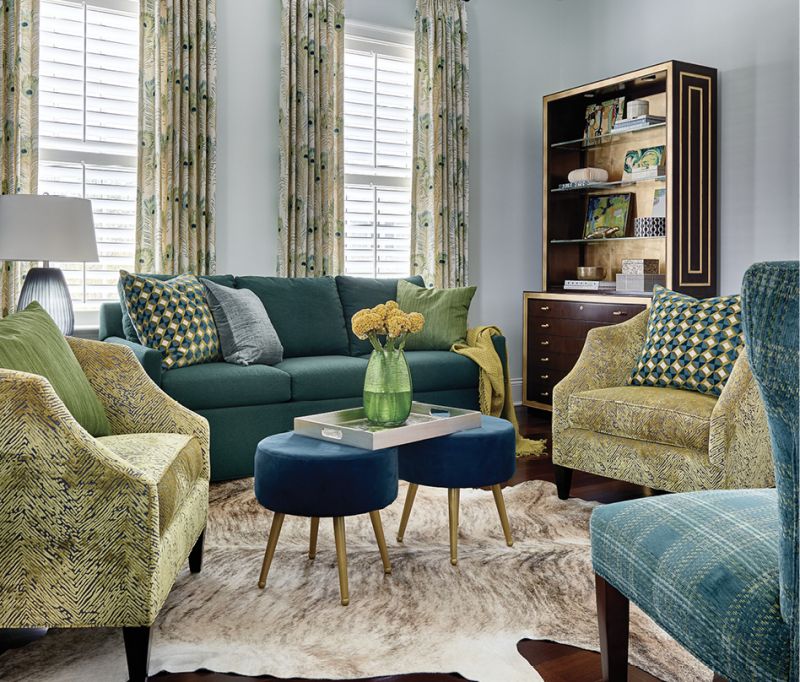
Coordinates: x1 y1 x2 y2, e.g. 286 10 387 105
1 407 664 682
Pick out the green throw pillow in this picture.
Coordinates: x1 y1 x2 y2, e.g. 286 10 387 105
629 285 744 397
119 271 221 370
0 302 110 436
397 280 476 351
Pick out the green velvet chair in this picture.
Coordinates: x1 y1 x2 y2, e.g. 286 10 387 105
589 261 798 681
0 337 210 682
552 309 774 498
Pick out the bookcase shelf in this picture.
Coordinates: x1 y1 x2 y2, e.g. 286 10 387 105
550 175 666 193
550 122 667 151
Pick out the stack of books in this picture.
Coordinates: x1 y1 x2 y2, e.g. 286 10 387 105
564 280 617 292
612 115 666 133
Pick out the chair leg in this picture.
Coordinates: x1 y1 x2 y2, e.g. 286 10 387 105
396 483 418 542
448 488 460 566
369 510 392 574
553 464 573 500
258 512 285 589
333 516 349 606
122 626 151 682
491 484 513 547
596 574 630 682
188 528 205 574
309 517 320 560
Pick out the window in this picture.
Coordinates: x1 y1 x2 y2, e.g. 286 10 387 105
344 23 414 279
38 0 139 323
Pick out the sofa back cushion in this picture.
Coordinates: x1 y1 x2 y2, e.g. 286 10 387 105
119 273 235 342
235 276 349 357
336 275 425 355
0 302 110 436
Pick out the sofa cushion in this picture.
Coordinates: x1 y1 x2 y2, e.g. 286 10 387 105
120 273 236 343
0 302 110 436
404 350 479 393
568 385 717 451
276 355 369 401
591 489 789 681
97 433 205 533
161 362 291 409
397 280 477 351
336 275 425 355
236 276 349 358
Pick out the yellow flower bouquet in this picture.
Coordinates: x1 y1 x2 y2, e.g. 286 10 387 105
351 301 425 426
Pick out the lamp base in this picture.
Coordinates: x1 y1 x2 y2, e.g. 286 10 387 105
17 267 75 335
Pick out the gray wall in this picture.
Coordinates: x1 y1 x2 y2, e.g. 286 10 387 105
557 0 800 295
215 0 799 383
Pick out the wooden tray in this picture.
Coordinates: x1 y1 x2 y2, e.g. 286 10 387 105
293 402 482 450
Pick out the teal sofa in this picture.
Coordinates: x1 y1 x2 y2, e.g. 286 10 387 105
99 275 503 481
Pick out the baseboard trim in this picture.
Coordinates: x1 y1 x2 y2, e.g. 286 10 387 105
511 377 523 406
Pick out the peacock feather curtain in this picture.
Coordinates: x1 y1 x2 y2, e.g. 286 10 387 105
412 0 469 289
0 0 38 317
137 0 217 275
278 0 344 277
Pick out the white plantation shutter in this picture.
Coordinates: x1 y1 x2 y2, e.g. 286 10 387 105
344 25 414 279
38 0 138 317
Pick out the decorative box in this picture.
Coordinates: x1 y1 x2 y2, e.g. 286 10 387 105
621 258 659 275
567 167 608 184
616 273 666 293
633 216 666 237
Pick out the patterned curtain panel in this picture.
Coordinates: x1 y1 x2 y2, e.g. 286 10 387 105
0 0 38 317
412 0 469 289
137 0 217 275
278 0 344 278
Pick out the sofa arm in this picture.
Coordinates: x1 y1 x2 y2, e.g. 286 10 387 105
67 337 210 481
491 335 508 384
0 368 160 627
552 311 649 438
709 348 774 487
104 336 162 385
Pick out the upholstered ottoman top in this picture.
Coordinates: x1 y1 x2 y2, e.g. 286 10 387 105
254 432 398 517
398 415 516 489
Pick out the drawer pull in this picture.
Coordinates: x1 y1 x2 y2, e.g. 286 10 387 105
540 391 550 397
540 357 550 362
540 323 550 329
540 305 550 311
540 340 550 346
540 374 550 379
612 310 625 316
579 305 584 311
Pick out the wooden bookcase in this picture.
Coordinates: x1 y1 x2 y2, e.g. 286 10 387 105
523 61 718 411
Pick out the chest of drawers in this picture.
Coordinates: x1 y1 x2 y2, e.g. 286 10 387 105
522 293 647 410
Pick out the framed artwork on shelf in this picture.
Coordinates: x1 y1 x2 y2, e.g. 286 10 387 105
583 193 633 239
622 145 666 181
584 97 625 144
652 188 667 217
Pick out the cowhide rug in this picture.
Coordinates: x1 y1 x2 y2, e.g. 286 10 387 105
0 479 709 682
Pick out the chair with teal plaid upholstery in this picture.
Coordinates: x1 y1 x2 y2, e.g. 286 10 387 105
589 261 798 682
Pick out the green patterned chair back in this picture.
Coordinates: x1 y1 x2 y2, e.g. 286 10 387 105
741 261 799 633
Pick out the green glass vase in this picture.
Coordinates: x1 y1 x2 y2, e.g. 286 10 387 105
363 348 413 427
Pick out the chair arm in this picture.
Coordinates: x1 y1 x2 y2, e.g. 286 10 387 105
104 336 162 385
0 368 160 627
552 310 648 437
709 348 774 487
67 337 210 481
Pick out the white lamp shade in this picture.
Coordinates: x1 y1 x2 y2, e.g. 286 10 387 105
0 195 98 262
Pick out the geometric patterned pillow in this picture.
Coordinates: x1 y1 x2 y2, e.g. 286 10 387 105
628 285 744 397
119 271 220 370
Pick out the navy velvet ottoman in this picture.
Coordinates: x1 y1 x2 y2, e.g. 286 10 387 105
254 432 398 605
396 415 517 565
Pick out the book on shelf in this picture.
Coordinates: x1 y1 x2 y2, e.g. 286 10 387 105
563 279 617 291
612 115 666 133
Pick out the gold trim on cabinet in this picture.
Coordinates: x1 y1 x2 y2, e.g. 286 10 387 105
523 292 652 306
522 399 553 413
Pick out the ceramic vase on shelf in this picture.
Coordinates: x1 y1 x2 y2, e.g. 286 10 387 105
363 348 413 427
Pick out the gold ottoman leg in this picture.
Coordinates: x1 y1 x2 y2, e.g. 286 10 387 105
369 510 392 574
333 517 349 606
396 483 418 542
448 488 460 566
491 484 514 547
258 512 285 589
309 517 320 559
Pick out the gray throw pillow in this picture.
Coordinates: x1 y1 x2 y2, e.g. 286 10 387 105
203 279 283 366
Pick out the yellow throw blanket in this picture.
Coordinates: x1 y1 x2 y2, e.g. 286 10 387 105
452 326 546 457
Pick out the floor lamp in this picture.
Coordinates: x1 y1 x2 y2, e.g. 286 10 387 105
0 195 98 335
